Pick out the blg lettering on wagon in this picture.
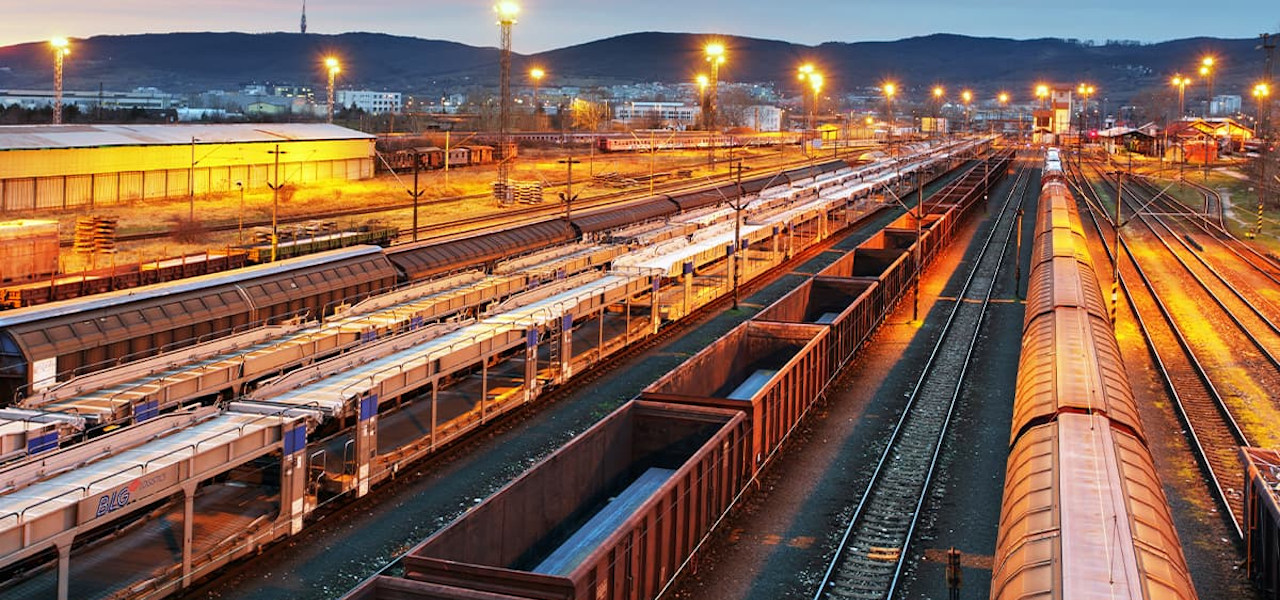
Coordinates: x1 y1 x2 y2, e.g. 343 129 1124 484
94 471 169 518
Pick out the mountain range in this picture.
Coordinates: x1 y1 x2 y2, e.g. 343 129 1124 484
0 31 1269 103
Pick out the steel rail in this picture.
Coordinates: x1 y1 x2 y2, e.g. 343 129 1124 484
1069 162 1247 539
813 159 1032 600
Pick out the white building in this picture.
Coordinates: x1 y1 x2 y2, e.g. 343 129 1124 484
336 90 403 115
742 105 782 132
0 88 181 111
614 101 698 129
1211 95 1242 116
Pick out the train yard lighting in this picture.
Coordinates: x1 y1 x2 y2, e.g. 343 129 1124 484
797 64 819 139
1171 75 1192 120
495 1 519 205
705 43 725 129
697 73 709 127
1200 56 1215 117
530 67 545 112
884 82 897 152
961 90 973 132
996 92 1009 136
1076 84 1095 165
933 87 945 136
1253 82 1271 239
50 38 70 125
325 57 341 124
1034 84 1049 109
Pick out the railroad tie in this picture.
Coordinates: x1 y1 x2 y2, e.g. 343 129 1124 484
867 546 902 562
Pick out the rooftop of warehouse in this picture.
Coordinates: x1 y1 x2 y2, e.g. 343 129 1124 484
0 123 375 151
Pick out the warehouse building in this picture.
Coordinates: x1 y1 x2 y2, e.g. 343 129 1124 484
0 123 375 213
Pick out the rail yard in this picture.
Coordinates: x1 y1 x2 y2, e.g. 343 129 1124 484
1 24 1279 598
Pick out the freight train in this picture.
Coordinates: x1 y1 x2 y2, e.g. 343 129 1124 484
343 149 1012 600
0 160 860 405
987 151 1197 599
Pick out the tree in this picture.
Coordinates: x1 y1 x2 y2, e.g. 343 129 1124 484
571 98 607 131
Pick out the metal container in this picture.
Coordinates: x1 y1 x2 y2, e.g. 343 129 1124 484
0 220 58 283
345 400 749 600
640 320 829 467
754 276 878 376
1243 447 1280 599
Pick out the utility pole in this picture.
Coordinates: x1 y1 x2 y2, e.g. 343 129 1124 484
495 3 518 206
267 144 287 262
1254 33 1276 239
409 149 425 242
1111 170 1124 326
189 136 197 222
558 156 581 238
729 160 750 310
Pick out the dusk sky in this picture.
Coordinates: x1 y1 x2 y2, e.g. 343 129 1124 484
6 0 1278 52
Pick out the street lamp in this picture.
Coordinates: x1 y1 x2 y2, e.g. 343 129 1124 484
696 73 709 128
932 86 944 137
705 42 725 130
495 1 520 205
1171 75 1191 120
1077 83 1095 164
49 38 70 125
997 92 1009 137
798 64 817 135
1200 56 1215 117
530 67 544 111
325 56 340 124
961 90 973 133
1251 82 1271 239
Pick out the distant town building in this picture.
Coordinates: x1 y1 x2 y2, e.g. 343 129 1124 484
1210 95 1242 117
0 88 181 112
336 90 403 114
614 101 698 129
742 105 782 132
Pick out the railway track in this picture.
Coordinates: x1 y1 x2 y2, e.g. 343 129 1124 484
180 157 994 600
812 160 1032 600
1070 163 1250 539
78 149 852 248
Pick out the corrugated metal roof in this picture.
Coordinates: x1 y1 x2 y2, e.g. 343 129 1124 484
0 123 375 151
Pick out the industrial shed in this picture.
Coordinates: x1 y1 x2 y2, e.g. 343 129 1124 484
0 123 375 213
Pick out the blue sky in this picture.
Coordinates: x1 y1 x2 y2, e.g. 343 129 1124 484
7 0 1277 51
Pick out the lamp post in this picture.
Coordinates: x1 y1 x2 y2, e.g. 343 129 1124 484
1034 84 1049 143
530 67 544 128
325 57 340 123
1200 56 1215 117
1252 83 1271 239
884 82 897 152
932 86 944 138
696 74 709 128
961 90 973 134
1076 83 1095 166
49 38 70 125
997 92 1009 138
798 64 816 136
1171 75 1191 120
705 43 725 130
495 1 520 206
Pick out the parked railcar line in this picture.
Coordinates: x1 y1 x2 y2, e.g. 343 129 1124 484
1070 163 1248 539
86 150 840 247
813 160 1033 600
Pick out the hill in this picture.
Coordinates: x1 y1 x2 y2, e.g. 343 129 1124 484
0 31 1265 102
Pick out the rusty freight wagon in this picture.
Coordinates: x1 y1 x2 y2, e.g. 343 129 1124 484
753 276 878 377
345 400 749 600
640 320 829 467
